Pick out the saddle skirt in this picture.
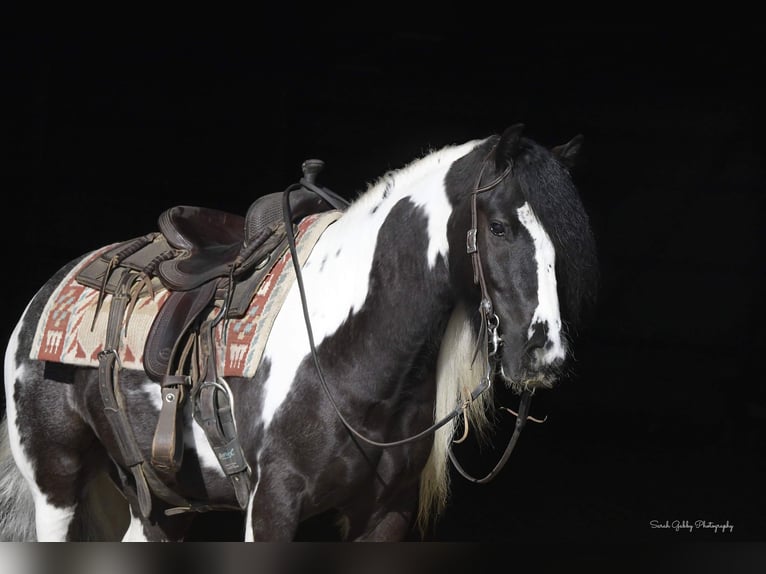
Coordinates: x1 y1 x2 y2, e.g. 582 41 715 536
30 211 342 378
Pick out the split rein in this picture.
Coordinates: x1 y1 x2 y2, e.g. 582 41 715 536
282 154 534 484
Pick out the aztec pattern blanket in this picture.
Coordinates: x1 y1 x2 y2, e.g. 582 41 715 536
30 211 342 378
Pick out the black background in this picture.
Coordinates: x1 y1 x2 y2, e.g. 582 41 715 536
5 13 765 545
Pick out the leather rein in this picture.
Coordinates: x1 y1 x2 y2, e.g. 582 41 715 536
282 151 534 483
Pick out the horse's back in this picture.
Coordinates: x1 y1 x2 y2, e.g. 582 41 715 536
6 254 89 388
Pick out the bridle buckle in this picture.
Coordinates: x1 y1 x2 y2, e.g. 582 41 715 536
466 229 478 254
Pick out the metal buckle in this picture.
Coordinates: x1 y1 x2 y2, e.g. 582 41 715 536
466 229 478 254
486 312 501 356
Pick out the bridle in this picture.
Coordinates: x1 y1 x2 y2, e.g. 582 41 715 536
448 148 534 484
282 145 534 483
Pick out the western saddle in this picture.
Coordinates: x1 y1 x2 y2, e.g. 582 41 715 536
76 160 348 518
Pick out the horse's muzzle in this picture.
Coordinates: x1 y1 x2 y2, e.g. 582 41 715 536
497 351 563 393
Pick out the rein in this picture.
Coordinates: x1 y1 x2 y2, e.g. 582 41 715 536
283 177 489 448
282 152 533 481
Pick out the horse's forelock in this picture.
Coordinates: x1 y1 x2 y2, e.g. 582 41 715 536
514 141 599 328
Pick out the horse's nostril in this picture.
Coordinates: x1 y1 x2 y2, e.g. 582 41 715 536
549 356 565 370
526 322 548 352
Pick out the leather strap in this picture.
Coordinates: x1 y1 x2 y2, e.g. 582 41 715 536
143 281 218 381
448 389 533 484
467 148 512 317
151 375 191 473
282 182 492 449
447 146 534 484
97 272 154 517
97 272 200 516
192 316 252 509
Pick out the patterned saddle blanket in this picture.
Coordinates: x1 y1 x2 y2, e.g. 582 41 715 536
30 210 341 378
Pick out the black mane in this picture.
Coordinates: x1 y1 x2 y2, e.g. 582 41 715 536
513 136 599 330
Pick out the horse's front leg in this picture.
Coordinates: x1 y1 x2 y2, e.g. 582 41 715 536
244 464 304 541
354 510 414 541
351 487 419 541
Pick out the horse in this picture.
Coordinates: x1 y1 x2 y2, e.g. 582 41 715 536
1 124 598 541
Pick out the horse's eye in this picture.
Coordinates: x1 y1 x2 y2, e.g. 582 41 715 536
489 221 506 236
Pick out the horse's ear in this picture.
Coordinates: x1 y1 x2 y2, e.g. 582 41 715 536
552 134 584 168
495 123 525 169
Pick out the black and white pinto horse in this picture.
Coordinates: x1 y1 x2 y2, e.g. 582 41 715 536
1 125 597 541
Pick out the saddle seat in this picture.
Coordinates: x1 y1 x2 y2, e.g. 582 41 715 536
141 189 334 381
155 206 245 291
156 188 330 292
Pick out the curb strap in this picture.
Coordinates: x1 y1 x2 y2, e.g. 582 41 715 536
448 389 534 484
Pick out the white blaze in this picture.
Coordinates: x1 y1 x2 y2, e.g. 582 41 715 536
516 202 566 365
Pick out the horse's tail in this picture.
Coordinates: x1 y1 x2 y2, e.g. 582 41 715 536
0 416 36 541
417 303 495 536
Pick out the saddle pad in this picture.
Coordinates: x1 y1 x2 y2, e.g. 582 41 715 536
213 210 342 376
30 211 342 377
30 246 172 370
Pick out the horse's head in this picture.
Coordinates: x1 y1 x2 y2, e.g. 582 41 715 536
446 124 597 392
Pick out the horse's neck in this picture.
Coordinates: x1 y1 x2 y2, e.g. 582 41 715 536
335 140 482 266
347 140 481 215
300 142 481 351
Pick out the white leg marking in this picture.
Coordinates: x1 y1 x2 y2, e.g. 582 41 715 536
5 309 78 541
516 202 566 364
244 478 259 542
121 512 149 542
32 496 76 542
260 141 482 426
